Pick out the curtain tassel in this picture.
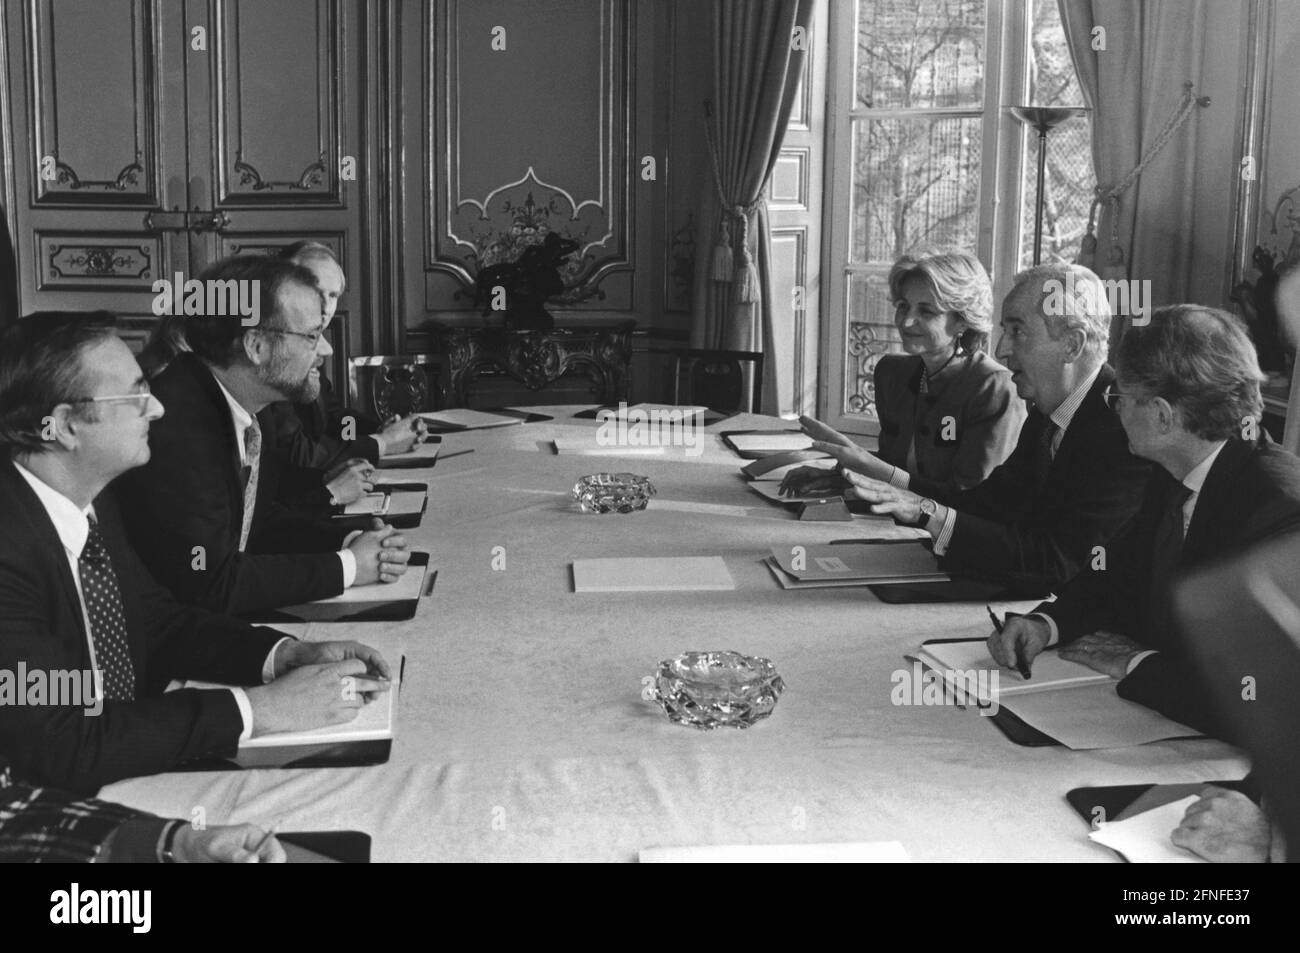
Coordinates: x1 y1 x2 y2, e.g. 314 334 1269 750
733 206 759 303
711 217 734 282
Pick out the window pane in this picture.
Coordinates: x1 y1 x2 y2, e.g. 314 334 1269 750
1019 0 1096 267
856 0 986 110
851 117 982 264
843 274 904 417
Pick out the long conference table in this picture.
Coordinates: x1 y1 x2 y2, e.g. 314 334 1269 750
101 406 1248 861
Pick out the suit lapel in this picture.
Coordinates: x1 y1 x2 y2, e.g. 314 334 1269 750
1 462 90 650
1181 438 1255 565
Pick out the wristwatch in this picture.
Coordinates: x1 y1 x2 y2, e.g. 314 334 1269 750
915 497 938 530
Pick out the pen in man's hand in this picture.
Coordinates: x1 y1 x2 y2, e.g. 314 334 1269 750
252 823 280 856
987 605 1031 680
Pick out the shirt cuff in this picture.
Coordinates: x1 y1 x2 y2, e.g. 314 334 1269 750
230 687 253 741
931 507 957 554
888 467 911 490
98 819 170 864
339 548 357 587
1028 612 1060 647
262 636 294 683
1125 649 1158 676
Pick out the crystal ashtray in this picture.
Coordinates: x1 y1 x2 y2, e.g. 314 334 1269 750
644 651 785 729
572 473 656 514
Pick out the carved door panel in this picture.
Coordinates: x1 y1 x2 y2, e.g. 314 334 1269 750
1 0 192 347
185 0 363 382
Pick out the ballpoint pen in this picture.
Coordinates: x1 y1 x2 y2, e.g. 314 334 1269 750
987 605 1031 680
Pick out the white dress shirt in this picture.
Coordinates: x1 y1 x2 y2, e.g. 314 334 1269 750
932 365 1104 554
210 373 357 586
12 461 269 739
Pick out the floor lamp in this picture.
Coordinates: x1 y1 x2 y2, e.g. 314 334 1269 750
1010 106 1089 265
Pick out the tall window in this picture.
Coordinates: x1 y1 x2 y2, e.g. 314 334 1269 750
822 0 1093 433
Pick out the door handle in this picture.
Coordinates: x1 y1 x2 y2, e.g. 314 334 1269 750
142 209 231 232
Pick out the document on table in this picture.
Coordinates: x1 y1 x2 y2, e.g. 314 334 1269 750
553 437 666 456
640 842 910 863
768 542 947 585
416 408 525 430
572 556 735 592
727 433 815 454
377 438 442 466
913 638 1202 748
1088 796 1206 863
311 562 427 604
343 490 428 517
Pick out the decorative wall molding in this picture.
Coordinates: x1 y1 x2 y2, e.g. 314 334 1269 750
27 0 158 205
38 233 157 290
427 0 633 307
214 0 342 205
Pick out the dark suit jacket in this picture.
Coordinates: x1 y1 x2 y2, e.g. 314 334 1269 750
0 462 283 794
115 353 349 615
874 351 1026 498
935 365 1151 596
1036 435 1300 734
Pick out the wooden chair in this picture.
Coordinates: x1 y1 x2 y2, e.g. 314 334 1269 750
643 347 764 413
347 355 443 420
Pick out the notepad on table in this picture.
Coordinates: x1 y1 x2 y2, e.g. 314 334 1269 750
376 435 442 468
913 638 1202 749
553 437 666 456
180 662 401 769
1088 796 1206 863
572 556 735 592
723 431 815 456
242 553 431 623
767 542 947 587
416 408 526 430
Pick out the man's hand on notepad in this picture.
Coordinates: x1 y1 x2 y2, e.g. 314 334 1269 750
841 471 922 523
378 414 428 455
347 517 411 585
1057 630 1142 679
325 458 374 505
1171 787 1273 863
986 615 1050 678
172 824 287 863
249 655 391 735
777 465 847 498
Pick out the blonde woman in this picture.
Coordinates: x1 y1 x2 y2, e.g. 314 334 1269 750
782 249 1025 499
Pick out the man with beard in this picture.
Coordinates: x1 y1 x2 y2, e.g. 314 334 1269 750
116 256 411 615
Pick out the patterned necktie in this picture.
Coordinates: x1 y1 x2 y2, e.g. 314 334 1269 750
1147 481 1194 642
239 416 261 552
78 518 136 701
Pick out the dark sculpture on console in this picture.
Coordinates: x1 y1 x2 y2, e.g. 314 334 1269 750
473 232 580 331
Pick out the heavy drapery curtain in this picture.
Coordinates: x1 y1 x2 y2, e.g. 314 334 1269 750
1059 0 1243 349
690 0 814 414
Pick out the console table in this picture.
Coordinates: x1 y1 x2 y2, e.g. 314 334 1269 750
431 321 635 408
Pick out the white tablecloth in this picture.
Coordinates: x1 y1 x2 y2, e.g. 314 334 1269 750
101 406 1247 861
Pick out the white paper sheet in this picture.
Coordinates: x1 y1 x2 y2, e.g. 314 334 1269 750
553 437 666 456
1089 796 1207 863
380 440 442 462
640 841 910 863
1001 682 1202 749
916 639 1112 697
572 556 735 592
417 409 523 429
729 433 815 453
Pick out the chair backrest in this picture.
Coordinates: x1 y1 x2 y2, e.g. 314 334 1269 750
347 355 443 420
645 347 764 413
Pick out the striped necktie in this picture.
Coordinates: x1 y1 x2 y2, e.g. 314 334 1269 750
78 518 136 701
238 416 261 551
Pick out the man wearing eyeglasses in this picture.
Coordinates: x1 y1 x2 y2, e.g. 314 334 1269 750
844 264 1151 597
0 312 391 793
988 305 1300 735
115 255 411 615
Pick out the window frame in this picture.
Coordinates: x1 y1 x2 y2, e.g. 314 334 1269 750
820 0 1030 435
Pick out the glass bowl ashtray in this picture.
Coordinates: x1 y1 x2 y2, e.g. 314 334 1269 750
643 651 784 729
572 472 656 514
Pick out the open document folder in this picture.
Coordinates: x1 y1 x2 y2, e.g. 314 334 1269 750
912 638 1202 749
766 541 947 588
241 553 431 623
174 659 403 769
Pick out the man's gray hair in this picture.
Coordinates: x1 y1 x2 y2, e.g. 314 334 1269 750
1009 263 1111 360
1116 305 1265 441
